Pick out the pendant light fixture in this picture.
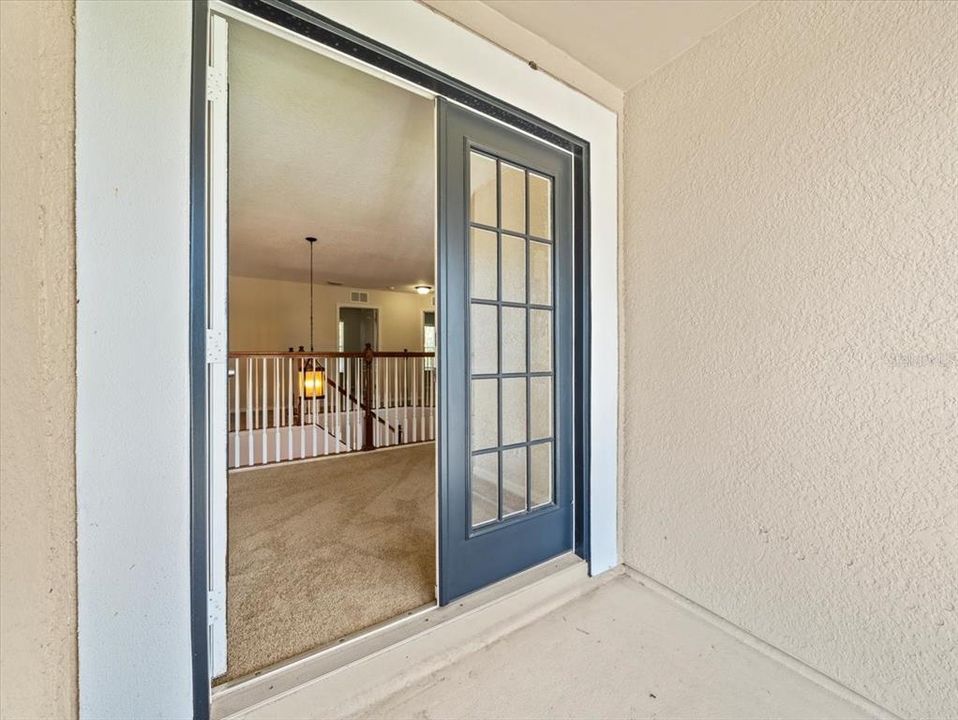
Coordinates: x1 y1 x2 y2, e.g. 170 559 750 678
298 236 325 399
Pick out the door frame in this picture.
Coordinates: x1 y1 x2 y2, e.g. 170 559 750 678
189 0 591 716
335 303 381 352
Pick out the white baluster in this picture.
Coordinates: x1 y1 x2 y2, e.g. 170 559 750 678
233 357 240 467
273 357 280 463
324 357 330 456
355 358 361 450
286 357 293 461
252 359 258 431
417 358 422 441
384 357 391 447
373 356 379 448
246 357 253 466
333 358 343 453
412 358 418 443
296 357 303 459
403 355 408 445
309 358 319 457
345 356 351 451
259 357 266 464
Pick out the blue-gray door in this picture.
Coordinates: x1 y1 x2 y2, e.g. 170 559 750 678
438 100 573 603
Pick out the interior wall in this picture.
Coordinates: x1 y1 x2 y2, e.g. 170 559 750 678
229 275 435 353
621 2 957 717
0 2 78 718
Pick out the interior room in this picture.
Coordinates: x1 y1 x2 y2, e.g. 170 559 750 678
221 19 437 683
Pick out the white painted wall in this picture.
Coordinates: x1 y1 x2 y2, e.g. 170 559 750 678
621 2 957 717
75 0 617 714
75 1 193 717
229 276 434 353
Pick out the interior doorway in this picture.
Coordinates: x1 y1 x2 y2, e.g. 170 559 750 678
338 306 379 352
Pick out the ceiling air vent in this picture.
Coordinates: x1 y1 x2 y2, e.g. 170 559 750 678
350 291 369 303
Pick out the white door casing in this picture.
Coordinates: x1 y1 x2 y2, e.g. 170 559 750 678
206 12 229 680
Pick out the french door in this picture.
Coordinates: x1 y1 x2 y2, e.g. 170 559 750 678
438 100 574 603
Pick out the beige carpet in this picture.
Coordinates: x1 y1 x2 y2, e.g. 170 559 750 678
220 443 436 683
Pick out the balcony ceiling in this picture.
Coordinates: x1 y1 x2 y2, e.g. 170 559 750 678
229 20 435 292
480 0 755 90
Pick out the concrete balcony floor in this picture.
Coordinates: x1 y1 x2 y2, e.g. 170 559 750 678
355 572 875 720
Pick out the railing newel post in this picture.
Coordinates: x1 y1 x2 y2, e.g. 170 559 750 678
362 343 375 451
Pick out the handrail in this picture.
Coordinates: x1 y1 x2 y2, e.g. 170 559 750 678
227 344 436 467
229 350 434 358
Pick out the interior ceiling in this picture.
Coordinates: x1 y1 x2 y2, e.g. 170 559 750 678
480 0 755 90
228 21 435 291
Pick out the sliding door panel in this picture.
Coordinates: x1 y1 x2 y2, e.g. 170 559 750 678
438 100 573 603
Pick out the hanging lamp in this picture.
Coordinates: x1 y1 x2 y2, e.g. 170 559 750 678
298 236 325 399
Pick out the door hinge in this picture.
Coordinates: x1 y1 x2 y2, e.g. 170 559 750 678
206 328 226 364
207 67 227 103
208 590 218 625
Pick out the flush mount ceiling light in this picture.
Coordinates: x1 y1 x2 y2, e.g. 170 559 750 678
415 285 432 295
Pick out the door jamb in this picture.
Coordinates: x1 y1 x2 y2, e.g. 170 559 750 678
189 1 592 716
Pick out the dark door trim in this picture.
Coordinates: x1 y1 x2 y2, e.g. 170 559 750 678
189 1 592 715
189 2 211 718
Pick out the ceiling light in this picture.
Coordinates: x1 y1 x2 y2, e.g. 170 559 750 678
298 236 325 400
415 285 432 295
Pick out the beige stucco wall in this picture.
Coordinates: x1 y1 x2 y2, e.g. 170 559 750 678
621 1 957 717
0 1 78 718
229 275 435 353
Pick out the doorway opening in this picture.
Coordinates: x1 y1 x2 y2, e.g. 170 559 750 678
216 15 437 683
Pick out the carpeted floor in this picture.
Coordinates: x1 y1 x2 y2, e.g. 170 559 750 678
220 443 436 683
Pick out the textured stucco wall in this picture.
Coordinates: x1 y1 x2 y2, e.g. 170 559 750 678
621 2 957 718
0 1 78 718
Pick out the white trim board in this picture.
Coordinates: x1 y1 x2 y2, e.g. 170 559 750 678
75 2 194 717
75 1 618 715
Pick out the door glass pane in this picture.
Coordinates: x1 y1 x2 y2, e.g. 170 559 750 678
465 142 561 533
529 309 552 373
500 307 526 374
530 442 553 507
470 152 497 226
529 240 552 306
500 162 526 234
501 377 526 446
471 379 498 451
470 228 498 300
471 304 498 374
471 452 498 526
529 376 552 441
502 447 527 516
529 172 552 240
501 234 526 303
